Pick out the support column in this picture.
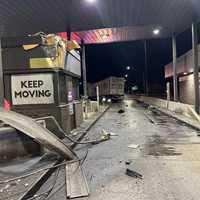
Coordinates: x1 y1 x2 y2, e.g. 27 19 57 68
192 22 200 113
96 85 100 111
144 40 149 95
0 38 4 106
67 29 71 41
81 40 88 98
172 34 178 102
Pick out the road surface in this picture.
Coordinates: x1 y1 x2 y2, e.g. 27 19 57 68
37 100 200 200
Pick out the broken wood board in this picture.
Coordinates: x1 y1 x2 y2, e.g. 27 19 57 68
0 109 76 160
66 162 89 199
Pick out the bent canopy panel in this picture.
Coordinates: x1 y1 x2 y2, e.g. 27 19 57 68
0 109 76 160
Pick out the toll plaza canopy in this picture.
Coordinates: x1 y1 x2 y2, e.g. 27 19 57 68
0 0 200 44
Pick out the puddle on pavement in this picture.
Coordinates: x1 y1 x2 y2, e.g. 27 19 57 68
144 134 182 157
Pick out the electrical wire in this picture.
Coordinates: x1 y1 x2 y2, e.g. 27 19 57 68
35 116 109 145
27 167 61 200
0 158 81 185
1 150 89 200
27 149 89 200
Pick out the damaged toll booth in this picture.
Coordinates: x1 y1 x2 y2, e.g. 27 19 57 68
2 33 83 135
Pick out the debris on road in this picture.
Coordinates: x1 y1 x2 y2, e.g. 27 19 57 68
126 168 143 179
101 129 118 137
101 129 111 140
66 162 89 199
125 160 132 165
128 144 139 149
118 109 125 114
110 132 118 136
24 183 29 187
0 184 10 193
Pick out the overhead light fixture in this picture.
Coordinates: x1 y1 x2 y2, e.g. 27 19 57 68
126 66 131 70
183 72 188 75
153 29 160 35
85 0 95 3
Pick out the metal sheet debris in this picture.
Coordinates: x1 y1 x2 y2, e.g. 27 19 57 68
126 168 143 179
66 162 89 199
0 109 76 160
128 144 139 149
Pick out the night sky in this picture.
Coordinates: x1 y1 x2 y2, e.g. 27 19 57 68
85 28 194 94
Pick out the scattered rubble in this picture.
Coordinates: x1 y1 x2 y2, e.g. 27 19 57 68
101 129 111 141
0 184 11 193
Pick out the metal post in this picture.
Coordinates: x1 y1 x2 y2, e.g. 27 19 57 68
67 30 71 41
96 85 100 111
166 82 170 109
0 38 4 106
172 34 178 102
81 40 88 98
192 22 200 113
81 40 88 118
144 40 149 95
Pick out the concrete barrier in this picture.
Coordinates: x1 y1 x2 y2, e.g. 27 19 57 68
137 96 200 122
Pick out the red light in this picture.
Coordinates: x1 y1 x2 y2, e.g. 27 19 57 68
3 99 11 111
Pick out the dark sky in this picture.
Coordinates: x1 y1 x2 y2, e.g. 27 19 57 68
85 28 194 93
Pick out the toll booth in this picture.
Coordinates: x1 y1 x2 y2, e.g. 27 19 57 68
2 34 83 135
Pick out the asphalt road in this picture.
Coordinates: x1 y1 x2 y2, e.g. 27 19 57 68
36 100 200 200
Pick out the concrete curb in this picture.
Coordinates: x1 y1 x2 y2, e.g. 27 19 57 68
135 97 200 131
156 107 200 131
72 105 110 148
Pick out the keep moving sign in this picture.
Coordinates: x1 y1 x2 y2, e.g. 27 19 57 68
11 74 54 105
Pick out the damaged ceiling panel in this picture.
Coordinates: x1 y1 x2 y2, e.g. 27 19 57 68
70 25 167 44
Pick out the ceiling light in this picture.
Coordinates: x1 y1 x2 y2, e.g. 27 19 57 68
183 72 188 75
153 29 160 35
126 66 131 70
85 0 95 3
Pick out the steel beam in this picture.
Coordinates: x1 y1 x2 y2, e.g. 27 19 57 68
172 34 178 102
192 22 200 113
0 39 4 106
81 40 88 98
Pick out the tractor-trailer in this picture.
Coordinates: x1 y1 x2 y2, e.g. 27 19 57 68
88 76 125 102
